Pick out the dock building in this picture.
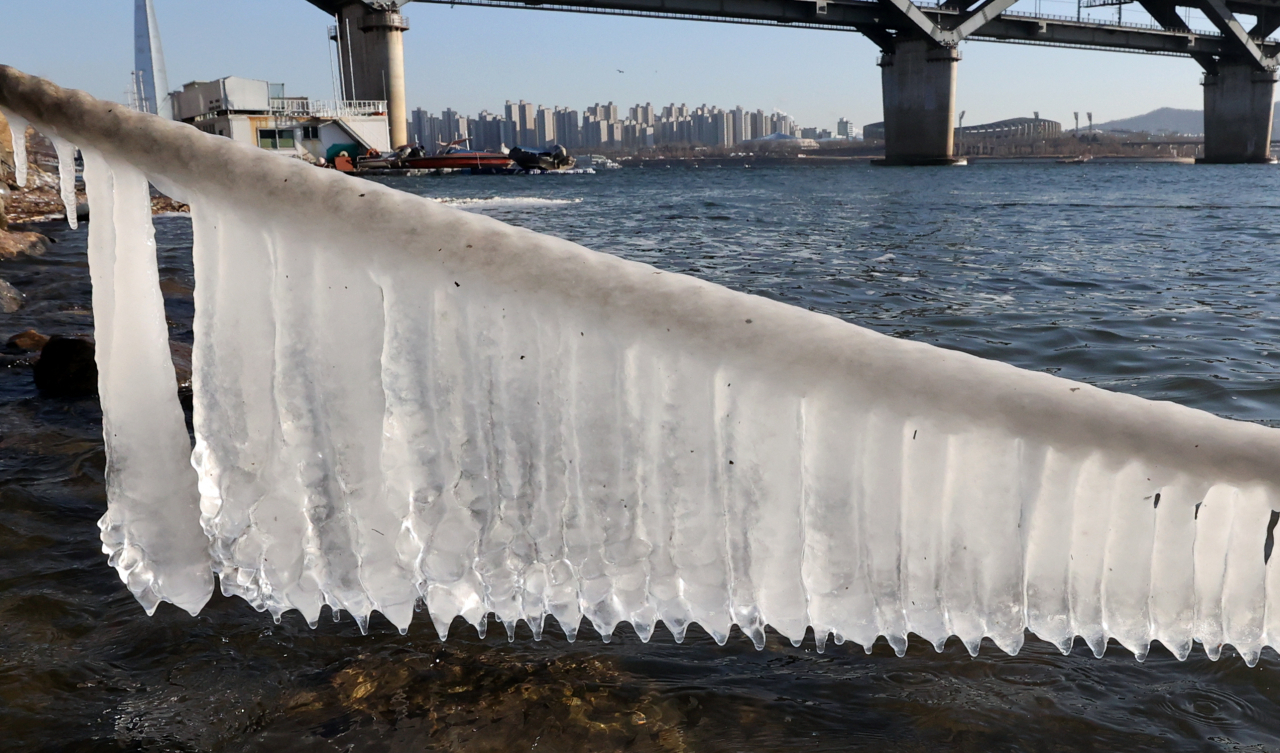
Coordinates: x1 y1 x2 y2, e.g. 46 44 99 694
171 76 390 163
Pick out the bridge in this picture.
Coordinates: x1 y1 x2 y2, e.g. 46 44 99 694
307 0 1280 163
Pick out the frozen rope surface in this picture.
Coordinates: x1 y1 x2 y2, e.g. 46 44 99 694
5 65 1280 664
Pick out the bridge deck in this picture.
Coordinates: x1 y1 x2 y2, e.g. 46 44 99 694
395 0 1278 58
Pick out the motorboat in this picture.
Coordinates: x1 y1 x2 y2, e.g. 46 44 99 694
508 145 575 171
357 139 514 171
576 154 622 170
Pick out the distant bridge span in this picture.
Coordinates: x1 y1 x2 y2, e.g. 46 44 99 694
310 0 1279 163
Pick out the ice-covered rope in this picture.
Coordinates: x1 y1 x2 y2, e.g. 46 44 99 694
5 65 1280 664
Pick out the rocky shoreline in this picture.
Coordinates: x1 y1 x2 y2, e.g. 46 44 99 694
1 118 189 315
2 134 190 224
3 114 188 223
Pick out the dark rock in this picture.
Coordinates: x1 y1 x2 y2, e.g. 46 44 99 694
31 336 194 398
33 335 97 397
6 328 48 352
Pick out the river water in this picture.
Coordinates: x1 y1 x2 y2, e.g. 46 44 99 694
3 162 1280 751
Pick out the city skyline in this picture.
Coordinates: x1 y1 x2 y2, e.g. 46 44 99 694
408 99 849 151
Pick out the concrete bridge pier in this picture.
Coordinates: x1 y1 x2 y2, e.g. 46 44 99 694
335 4 410 148
876 40 963 166
1200 63 1277 163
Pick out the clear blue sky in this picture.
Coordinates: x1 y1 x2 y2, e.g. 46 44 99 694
3 0 1206 131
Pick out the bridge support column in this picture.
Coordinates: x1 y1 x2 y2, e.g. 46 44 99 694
1200 63 1277 163
336 4 409 148
876 40 962 166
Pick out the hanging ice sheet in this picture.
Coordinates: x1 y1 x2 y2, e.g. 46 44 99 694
5 66 1280 665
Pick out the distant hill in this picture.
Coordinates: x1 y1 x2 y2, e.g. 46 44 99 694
1093 108 1203 135
1090 103 1280 136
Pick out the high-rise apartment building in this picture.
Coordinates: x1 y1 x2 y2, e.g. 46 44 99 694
472 110 505 151
711 110 733 146
519 101 536 145
504 100 537 146
535 106 557 147
586 102 619 123
500 117 517 149
440 108 468 142
409 108 440 147
630 102 655 126
731 106 745 144
582 115 609 148
503 100 516 127
771 111 795 137
554 108 581 149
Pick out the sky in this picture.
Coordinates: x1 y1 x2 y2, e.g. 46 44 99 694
2 0 1209 132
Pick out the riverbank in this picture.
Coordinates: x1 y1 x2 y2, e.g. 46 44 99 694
608 153 1202 169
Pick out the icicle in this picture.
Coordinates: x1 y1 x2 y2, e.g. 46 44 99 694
6 65 1280 662
0 104 29 188
81 146 212 616
49 133 78 229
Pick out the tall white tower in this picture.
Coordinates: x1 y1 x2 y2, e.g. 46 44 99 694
133 0 172 119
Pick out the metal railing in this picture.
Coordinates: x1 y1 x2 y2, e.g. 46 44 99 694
268 99 387 119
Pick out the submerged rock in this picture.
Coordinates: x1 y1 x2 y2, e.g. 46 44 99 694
0 229 48 259
170 341 192 385
32 335 97 397
0 278 22 313
6 328 48 352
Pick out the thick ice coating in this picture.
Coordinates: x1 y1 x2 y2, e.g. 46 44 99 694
82 147 211 616
5 66 1280 664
